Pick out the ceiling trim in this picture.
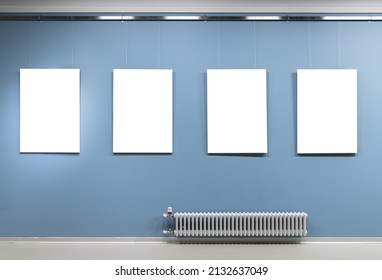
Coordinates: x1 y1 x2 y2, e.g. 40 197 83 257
2 1 382 14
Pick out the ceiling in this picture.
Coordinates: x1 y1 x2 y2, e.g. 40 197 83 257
1 0 382 13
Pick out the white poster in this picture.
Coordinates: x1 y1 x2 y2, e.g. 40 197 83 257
113 69 173 153
207 69 267 154
297 69 357 154
20 69 80 153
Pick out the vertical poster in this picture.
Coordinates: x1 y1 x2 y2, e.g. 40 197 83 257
207 69 267 154
297 69 357 154
113 69 173 153
20 69 80 153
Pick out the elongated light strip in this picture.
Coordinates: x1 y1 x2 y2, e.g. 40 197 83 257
1 15 382 21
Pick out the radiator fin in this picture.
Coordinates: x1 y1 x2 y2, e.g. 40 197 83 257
174 212 307 237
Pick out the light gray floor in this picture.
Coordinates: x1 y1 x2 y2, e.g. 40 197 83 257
1 238 382 260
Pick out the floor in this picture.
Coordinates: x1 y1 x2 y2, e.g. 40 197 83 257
1 238 382 260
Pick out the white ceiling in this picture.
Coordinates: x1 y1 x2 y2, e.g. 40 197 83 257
1 0 382 13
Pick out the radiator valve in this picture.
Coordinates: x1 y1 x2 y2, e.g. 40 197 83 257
163 206 175 235
163 206 173 218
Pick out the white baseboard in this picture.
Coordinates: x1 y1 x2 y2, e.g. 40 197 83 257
1 237 382 244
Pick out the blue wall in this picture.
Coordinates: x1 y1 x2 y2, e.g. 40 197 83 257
1 19 382 237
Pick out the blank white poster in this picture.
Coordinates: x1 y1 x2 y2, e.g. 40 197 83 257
20 69 80 153
297 69 357 154
113 69 173 153
207 69 267 154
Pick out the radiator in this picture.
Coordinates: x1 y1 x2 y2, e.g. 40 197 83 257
164 210 307 237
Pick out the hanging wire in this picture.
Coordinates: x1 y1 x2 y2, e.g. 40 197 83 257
71 20 75 68
217 21 220 69
157 20 161 69
29 20 32 68
338 20 342 67
125 20 128 69
253 21 257 68
308 20 312 68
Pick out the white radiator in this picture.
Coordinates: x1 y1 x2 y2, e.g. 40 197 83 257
172 212 307 237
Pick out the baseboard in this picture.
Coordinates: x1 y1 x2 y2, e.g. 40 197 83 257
1 237 382 244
